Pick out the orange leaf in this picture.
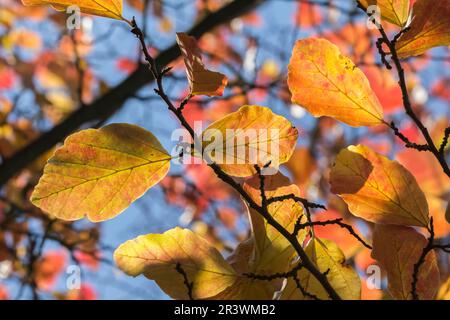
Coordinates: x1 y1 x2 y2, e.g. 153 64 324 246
176 32 228 96
372 224 440 300
288 38 383 127
330 144 429 227
395 0 450 58
21 0 124 20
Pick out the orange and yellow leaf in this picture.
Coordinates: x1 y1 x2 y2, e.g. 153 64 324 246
395 0 450 58
330 144 429 227
287 38 383 127
282 238 361 300
359 0 410 27
21 0 123 20
201 105 298 177
31 123 171 222
372 224 440 300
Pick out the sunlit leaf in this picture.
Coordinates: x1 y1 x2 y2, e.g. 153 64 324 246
330 144 429 227
372 224 440 300
437 277 450 300
243 172 307 273
287 38 383 127
176 32 228 96
31 123 171 222
282 238 361 300
21 0 124 20
114 227 237 300
201 105 298 177
395 0 450 58
358 0 411 27
210 173 307 299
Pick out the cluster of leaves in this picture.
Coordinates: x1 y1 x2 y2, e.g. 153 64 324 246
0 0 448 300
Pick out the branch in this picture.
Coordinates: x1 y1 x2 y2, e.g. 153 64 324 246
388 121 429 151
0 0 266 188
175 263 194 300
411 217 435 300
294 218 372 249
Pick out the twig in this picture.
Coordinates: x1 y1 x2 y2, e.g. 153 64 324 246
294 218 372 249
175 263 194 300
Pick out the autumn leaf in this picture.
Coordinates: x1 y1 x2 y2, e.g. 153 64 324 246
330 144 429 227
114 227 237 300
30 123 171 222
372 224 440 300
395 0 450 58
21 0 124 20
243 172 307 273
176 32 228 96
201 105 298 177
358 0 411 27
210 173 308 299
287 38 384 127
207 238 281 300
282 238 361 300
437 277 450 300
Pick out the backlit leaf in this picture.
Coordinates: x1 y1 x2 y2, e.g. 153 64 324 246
201 105 298 177
210 173 307 299
114 227 237 299
330 144 429 227
395 0 450 58
176 32 228 96
287 38 383 127
21 0 124 20
243 172 307 273
437 277 450 300
372 224 440 300
358 0 411 27
31 123 171 222
282 238 361 300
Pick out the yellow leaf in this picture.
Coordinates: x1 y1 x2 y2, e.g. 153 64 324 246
114 227 237 300
372 224 440 300
330 144 429 227
359 0 411 27
209 173 307 299
243 172 307 273
282 238 361 300
395 0 450 58
201 105 298 177
287 38 384 127
207 238 280 300
21 0 124 20
437 277 450 300
31 123 171 222
176 32 228 96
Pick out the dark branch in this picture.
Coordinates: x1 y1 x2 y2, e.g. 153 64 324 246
175 263 194 300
